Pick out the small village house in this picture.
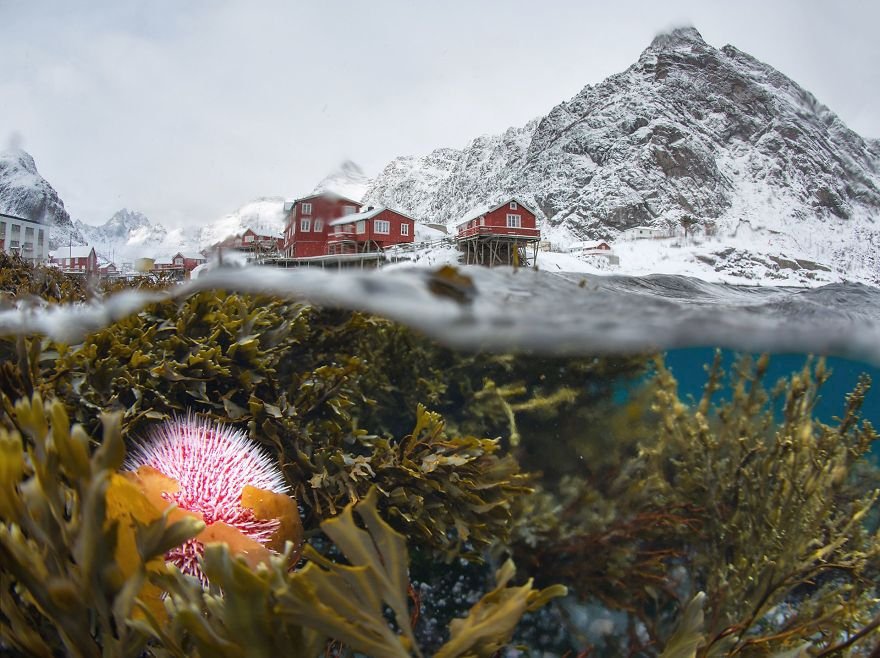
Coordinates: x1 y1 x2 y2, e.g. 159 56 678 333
569 240 612 253
206 228 284 262
97 259 119 278
51 245 98 275
621 226 670 240
171 251 208 276
455 198 541 267
151 253 207 280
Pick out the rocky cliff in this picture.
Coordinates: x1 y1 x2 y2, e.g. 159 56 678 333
0 148 83 249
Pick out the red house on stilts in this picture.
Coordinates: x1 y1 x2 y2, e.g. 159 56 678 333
455 198 540 267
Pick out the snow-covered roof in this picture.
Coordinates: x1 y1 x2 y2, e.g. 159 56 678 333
574 240 612 250
0 211 33 223
174 252 206 260
328 206 419 227
54 245 95 259
329 207 383 226
457 204 491 226
456 198 538 227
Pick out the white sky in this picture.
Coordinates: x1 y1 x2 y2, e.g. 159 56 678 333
1 0 878 228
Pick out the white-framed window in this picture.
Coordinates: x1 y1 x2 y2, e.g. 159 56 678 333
245 234 254 242
506 214 521 228
510 201 518 210
174 257 183 265
356 220 366 235
334 225 342 234
374 219 390 234
301 218 311 232
400 223 409 236
302 202 312 215
479 217 485 226
314 219 324 232
343 205 357 215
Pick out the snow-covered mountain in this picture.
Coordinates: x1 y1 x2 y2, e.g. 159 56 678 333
364 27 880 284
75 209 170 260
312 160 370 202
196 196 287 248
0 148 83 249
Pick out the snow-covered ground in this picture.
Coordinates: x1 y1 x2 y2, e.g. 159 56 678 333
384 227 865 289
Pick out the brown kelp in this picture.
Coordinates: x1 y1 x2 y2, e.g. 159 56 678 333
1 258 879 655
9 287 644 559
512 354 880 655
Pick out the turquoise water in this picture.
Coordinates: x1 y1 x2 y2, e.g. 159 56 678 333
664 348 880 428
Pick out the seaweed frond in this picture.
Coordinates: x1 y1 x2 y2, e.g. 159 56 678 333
0 393 203 656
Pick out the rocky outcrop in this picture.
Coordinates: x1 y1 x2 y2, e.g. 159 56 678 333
0 148 82 249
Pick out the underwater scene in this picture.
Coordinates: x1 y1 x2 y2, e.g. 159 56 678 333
1 253 880 657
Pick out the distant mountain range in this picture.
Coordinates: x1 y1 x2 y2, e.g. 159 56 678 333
2 26 878 285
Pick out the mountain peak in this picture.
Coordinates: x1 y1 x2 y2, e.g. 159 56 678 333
0 147 38 175
105 208 151 230
648 26 708 51
313 160 370 201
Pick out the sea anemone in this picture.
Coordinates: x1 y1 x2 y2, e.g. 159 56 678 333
124 414 300 582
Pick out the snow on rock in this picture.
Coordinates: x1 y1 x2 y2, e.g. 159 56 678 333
196 196 287 248
312 160 370 202
365 120 540 225
0 148 83 249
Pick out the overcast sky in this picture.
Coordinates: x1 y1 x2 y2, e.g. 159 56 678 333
2 0 878 228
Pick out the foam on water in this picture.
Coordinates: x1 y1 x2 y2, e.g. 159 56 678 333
1 265 879 364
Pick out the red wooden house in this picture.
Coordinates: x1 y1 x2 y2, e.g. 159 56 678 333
283 192 362 258
98 260 119 278
171 252 208 276
52 245 98 274
455 198 540 240
236 228 284 254
326 207 416 255
455 198 541 267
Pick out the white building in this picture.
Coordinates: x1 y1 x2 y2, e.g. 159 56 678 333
0 212 51 264
620 226 670 240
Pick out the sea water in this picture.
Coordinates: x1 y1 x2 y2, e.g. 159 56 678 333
2 263 879 655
